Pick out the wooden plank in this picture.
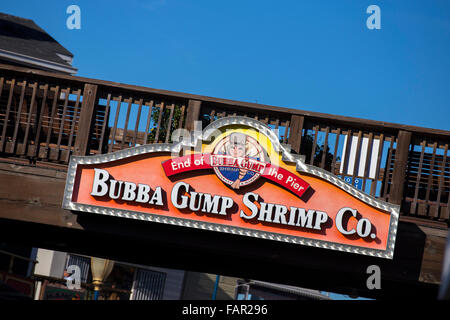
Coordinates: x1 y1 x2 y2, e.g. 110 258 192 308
287 115 304 155
0 169 66 206
165 103 175 143
0 165 81 227
425 142 438 217
65 89 82 162
73 84 98 156
0 79 15 152
56 88 71 158
381 138 395 200
320 126 329 169
33 84 49 158
10 81 27 153
109 129 146 145
0 200 82 230
154 102 164 143
310 126 319 165
120 98 133 150
132 98 143 147
419 234 447 284
331 128 341 175
97 93 111 154
144 100 154 145
109 95 122 153
389 130 412 205
44 86 60 158
48 144 69 161
185 100 201 132
411 140 426 215
21 82 38 155
178 104 186 130
282 120 290 144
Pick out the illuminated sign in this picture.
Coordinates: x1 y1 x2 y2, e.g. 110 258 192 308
62 117 399 259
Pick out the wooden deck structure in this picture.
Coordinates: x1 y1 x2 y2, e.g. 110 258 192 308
0 63 448 299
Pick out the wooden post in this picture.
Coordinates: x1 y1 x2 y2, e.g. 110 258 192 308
73 84 98 156
185 100 202 132
288 115 305 154
389 130 412 205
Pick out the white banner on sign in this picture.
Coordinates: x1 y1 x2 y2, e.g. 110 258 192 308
340 136 380 179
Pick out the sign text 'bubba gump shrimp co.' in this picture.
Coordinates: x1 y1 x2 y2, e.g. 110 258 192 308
63 118 399 259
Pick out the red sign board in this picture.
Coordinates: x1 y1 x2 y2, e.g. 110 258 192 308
63 117 399 259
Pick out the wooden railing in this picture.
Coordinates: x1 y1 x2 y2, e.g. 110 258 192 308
0 63 449 222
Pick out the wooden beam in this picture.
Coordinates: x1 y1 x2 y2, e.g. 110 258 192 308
0 164 80 229
287 115 304 154
73 84 98 156
389 130 412 205
185 100 201 132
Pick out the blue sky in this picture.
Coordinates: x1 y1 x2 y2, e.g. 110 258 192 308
2 0 449 130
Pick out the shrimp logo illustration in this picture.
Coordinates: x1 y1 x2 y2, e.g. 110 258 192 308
210 133 269 189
